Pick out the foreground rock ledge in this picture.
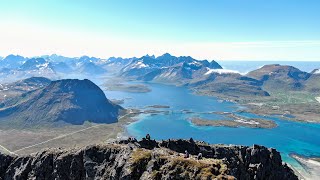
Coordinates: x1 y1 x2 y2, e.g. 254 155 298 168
0 138 297 180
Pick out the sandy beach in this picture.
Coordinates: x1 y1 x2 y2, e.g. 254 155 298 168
291 154 320 180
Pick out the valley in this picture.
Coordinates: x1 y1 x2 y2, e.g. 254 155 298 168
0 115 130 155
0 54 319 179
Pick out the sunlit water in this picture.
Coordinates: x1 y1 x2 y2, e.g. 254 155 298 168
102 81 320 171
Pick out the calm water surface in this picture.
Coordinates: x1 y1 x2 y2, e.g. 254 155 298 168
103 82 320 170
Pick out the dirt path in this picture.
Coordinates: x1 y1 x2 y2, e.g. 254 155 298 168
13 124 103 154
13 115 127 154
0 144 17 155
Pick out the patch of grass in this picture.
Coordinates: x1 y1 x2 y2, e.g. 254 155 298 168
166 156 229 179
130 148 152 164
267 90 317 105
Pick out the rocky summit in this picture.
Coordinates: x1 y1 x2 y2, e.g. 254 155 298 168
0 138 297 180
0 79 123 127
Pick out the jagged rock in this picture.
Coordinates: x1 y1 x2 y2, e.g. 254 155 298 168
0 139 297 180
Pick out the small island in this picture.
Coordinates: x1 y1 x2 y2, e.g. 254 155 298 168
190 113 277 129
104 83 151 93
145 105 170 109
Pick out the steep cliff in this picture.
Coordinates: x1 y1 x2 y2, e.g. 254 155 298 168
0 138 297 180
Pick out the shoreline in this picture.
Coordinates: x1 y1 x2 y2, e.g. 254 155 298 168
189 115 277 129
191 89 320 124
113 84 319 179
290 154 320 180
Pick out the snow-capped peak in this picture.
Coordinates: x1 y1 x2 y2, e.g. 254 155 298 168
188 61 201 66
133 61 148 69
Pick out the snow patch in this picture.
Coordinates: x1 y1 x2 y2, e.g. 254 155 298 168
133 61 148 69
315 97 320 103
313 69 320 74
204 68 239 75
188 61 201 66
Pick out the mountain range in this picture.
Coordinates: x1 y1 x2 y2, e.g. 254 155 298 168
1 53 319 98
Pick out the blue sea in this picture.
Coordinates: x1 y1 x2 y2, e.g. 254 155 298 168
101 61 320 171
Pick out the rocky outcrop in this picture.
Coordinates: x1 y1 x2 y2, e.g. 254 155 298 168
0 139 297 180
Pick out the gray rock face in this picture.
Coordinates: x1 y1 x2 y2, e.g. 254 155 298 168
0 79 123 127
0 139 298 180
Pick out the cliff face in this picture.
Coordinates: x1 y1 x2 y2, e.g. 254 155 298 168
0 139 297 180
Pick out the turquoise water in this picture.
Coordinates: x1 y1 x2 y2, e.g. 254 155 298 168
104 82 320 169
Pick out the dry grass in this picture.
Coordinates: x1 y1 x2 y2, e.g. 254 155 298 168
0 115 133 155
130 148 152 164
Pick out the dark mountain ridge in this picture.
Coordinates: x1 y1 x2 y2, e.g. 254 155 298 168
0 138 297 179
189 72 270 98
0 79 122 127
247 64 318 92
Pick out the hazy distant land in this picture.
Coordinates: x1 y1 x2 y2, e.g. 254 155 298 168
104 83 151 93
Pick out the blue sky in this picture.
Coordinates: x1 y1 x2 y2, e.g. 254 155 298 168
0 0 319 60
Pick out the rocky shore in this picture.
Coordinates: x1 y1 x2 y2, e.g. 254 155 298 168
0 138 297 179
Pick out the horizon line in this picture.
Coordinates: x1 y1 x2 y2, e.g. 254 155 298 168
0 53 319 62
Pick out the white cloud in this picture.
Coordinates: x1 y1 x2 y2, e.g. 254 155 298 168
204 68 240 75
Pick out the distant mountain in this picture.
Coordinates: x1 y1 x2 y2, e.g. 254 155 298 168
0 55 26 69
42 54 77 64
121 53 222 83
189 72 269 98
50 62 72 73
104 57 136 72
6 77 51 89
17 58 58 79
0 79 122 127
0 77 51 101
0 68 11 75
77 61 107 75
78 56 100 63
19 58 52 71
304 69 320 92
247 64 311 91
138 62 211 84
